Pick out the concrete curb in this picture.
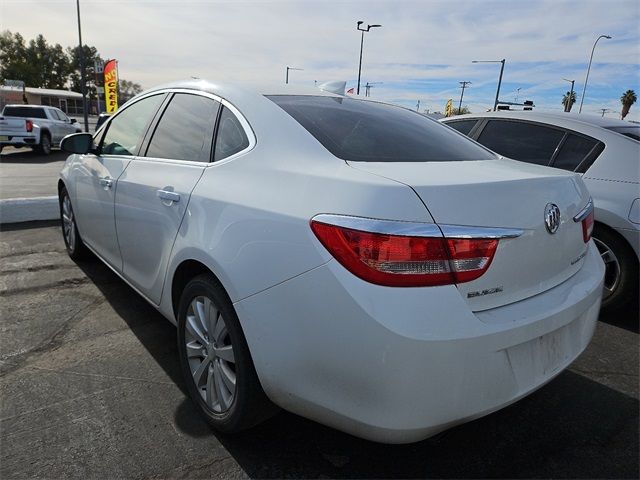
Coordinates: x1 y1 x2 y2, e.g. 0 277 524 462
0 196 59 224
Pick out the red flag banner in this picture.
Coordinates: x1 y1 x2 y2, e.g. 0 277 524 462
103 59 119 113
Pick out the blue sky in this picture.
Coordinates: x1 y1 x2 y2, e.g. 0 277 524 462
2 0 639 120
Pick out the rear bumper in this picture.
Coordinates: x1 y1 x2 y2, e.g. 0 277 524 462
0 135 38 147
235 240 604 443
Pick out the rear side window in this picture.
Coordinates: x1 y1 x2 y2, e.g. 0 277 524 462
146 93 220 162
477 120 564 165
101 94 164 156
446 119 477 136
2 106 47 119
214 106 250 161
551 134 601 171
267 95 494 162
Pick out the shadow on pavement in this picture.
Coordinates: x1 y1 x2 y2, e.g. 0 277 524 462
0 148 67 164
73 255 639 479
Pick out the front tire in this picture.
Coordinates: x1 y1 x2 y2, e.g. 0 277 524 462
59 187 89 260
177 274 276 433
593 225 639 314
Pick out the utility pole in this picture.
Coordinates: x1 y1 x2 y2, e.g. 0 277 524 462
458 81 471 114
76 0 89 132
416 100 420 112
579 35 612 113
563 78 575 112
599 108 610 117
364 81 382 97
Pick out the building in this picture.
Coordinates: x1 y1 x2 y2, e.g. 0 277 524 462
0 86 85 116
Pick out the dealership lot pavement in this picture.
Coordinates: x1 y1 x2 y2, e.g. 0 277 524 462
0 147 67 200
0 223 638 479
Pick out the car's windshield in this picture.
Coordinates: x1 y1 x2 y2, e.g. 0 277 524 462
267 95 495 162
605 126 640 142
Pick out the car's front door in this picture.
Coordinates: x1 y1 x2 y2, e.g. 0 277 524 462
74 93 166 271
115 92 220 303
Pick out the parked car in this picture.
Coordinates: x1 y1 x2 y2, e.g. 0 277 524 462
442 112 639 314
58 80 604 443
94 112 111 132
0 104 82 154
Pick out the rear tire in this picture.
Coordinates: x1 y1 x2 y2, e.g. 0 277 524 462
36 132 52 155
593 225 639 314
59 187 90 260
177 274 277 433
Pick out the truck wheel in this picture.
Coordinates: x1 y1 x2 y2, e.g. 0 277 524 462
36 133 52 155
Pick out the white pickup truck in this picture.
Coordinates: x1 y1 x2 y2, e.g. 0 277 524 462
0 104 82 155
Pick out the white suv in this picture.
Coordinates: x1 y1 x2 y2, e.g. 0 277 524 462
443 112 639 314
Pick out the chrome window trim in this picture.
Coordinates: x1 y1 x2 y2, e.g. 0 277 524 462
573 198 594 222
312 214 523 239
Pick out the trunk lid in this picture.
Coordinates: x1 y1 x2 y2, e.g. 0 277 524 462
349 158 592 311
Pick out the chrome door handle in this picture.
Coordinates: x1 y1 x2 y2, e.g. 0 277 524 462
157 190 180 203
99 178 113 188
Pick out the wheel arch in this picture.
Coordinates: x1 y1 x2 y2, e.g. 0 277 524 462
170 259 229 320
593 220 638 262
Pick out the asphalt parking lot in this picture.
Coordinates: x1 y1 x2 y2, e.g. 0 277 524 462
0 147 68 199
0 221 638 479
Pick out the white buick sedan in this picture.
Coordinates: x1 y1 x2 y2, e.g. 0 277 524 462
58 80 604 443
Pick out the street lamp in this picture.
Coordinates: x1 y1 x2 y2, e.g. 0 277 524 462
578 34 611 113
285 66 303 84
356 21 382 95
472 59 506 111
562 78 575 112
75 0 89 132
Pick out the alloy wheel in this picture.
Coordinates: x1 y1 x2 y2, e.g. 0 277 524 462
593 237 621 301
62 195 76 252
185 296 236 413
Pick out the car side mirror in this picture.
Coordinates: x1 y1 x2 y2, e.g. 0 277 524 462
61 133 94 154
70 118 77 124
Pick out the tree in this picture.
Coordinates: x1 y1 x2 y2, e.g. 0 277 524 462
562 90 577 112
0 31 69 89
118 79 142 104
454 106 471 115
620 90 637 120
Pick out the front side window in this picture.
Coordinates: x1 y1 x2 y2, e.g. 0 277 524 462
101 94 164 156
214 106 250 161
267 95 494 162
551 134 601 171
477 120 565 165
55 109 70 122
146 93 220 162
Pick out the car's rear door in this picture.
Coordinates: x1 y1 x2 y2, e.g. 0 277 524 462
74 93 166 271
114 91 220 304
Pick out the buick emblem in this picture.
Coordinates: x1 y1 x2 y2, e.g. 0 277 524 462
544 203 561 234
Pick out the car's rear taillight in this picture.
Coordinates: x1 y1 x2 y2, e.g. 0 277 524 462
574 199 594 243
581 210 594 243
310 219 498 287
25 120 33 132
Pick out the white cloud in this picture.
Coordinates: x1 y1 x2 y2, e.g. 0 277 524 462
2 0 639 119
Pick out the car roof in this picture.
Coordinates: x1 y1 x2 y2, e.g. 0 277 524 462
443 110 633 129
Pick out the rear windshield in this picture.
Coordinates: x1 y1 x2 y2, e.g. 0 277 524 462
2 106 47 119
267 95 495 162
605 126 640 142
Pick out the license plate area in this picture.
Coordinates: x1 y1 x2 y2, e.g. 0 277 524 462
0 135 9 141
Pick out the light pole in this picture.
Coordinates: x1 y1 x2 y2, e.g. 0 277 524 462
458 81 471 114
356 21 381 95
76 0 89 132
562 78 575 112
285 66 303 84
472 59 505 111
578 34 611 113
